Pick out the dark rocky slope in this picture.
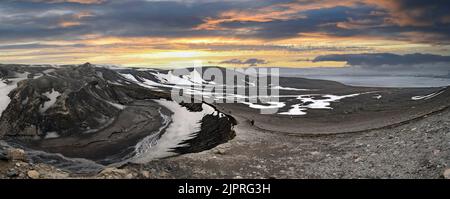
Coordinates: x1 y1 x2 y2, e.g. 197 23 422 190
0 63 236 167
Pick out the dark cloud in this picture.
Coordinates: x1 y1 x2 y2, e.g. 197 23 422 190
0 43 86 49
218 6 361 39
220 58 269 66
278 53 450 78
0 0 237 41
218 4 450 43
313 53 450 66
380 0 450 25
0 0 449 44
19 0 106 4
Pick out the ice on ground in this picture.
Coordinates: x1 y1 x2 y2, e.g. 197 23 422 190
243 80 256 87
42 68 56 74
131 99 216 163
232 93 366 115
277 93 365 116
272 85 310 91
185 69 211 85
120 73 159 89
149 70 214 86
40 89 61 113
0 74 28 116
107 101 125 110
120 73 141 84
278 104 307 115
149 71 192 86
120 72 186 91
411 90 444 100
44 132 60 139
0 81 18 116
131 108 170 163
240 101 286 109
303 94 360 109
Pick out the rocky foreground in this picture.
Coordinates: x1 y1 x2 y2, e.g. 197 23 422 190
1 103 449 179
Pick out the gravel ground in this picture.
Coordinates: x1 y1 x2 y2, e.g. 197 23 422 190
124 106 450 179
1 105 449 179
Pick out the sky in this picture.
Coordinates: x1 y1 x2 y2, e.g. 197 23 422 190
1 0 450 69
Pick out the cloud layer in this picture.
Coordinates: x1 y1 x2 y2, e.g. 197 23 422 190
313 53 450 66
219 58 269 66
307 53 450 78
1 0 450 42
0 0 449 67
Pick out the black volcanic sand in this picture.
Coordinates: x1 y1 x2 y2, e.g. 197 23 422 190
124 102 450 179
119 81 450 178
216 84 450 135
146 70 450 135
12 100 171 164
1 100 448 178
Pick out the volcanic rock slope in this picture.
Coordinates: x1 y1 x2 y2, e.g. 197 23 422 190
0 63 235 165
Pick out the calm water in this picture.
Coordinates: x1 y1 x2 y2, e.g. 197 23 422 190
288 75 450 88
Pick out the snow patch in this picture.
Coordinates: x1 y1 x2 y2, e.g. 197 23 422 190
128 69 216 87
120 73 160 89
131 99 216 163
0 74 28 116
40 89 61 113
278 104 307 115
152 71 192 85
107 101 125 110
411 90 444 100
240 101 285 109
277 93 365 116
44 132 60 139
243 80 256 87
185 69 210 85
300 93 360 109
272 85 310 91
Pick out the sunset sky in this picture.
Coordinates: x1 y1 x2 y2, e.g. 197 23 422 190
1 0 450 68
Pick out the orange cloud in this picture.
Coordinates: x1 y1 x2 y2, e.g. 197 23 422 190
57 11 93 28
59 21 82 27
196 0 449 31
74 11 94 19
195 0 361 30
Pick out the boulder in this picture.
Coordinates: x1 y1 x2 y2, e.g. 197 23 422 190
141 171 151 178
444 169 450 179
98 167 130 179
214 148 226 155
6 169 19 178
7 148 27 161
27 170 40 179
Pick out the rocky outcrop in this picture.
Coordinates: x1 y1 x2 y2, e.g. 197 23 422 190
27 170 40 179
175 111 236 154
0 63 168 139
6 148 26 161
444 169 450 179
0 63 236 168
